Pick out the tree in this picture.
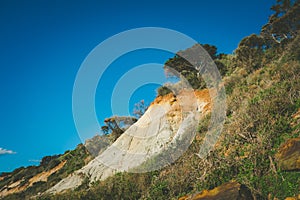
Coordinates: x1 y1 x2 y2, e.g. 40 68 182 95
102 116 137 140
239 34 266 50
202 44 218 60
261 0 299 46
164 43 219 90
101 125 109 135
235 34 266 71
157 86 173 96
133 100 148 118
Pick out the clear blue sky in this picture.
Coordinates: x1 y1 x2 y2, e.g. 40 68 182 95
0 0 274 172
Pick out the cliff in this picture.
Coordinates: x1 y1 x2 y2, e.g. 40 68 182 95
46 89 211 194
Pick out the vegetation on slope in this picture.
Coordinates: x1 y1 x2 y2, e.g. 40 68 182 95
1 0 299 199
0 144 91 199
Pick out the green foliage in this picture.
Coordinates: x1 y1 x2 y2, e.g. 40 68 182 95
45 172 153 200
258 171 300 199
163 43 227 91
157 86 172 96
1 2 300 199
102 116 137 141
262 0 299 44
235 34 266 71
1 144 90 200
56 144 90 175
148 180 169 199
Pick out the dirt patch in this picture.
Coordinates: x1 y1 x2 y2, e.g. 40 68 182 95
0 161 66 198
152 89 211 112
151 93 176 105
28 160 66 186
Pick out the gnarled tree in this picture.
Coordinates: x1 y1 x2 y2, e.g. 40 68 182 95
101 116 137 141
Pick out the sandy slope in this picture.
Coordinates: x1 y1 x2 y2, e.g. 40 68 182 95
47 90 210 194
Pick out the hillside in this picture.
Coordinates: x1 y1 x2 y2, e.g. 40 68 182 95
43 35 298 200
1 1 299 199
0 144 92 199
0 89 211 199
45 89 210 194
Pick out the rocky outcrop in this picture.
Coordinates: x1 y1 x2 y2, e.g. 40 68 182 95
84 135 111 157
284 195 300 200
179 181 253 200
275 137 300 171
47 90 211 194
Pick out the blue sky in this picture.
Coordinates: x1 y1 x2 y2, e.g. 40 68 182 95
0 0 274 172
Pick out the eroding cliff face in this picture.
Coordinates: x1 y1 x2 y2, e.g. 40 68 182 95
47 90 211 194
